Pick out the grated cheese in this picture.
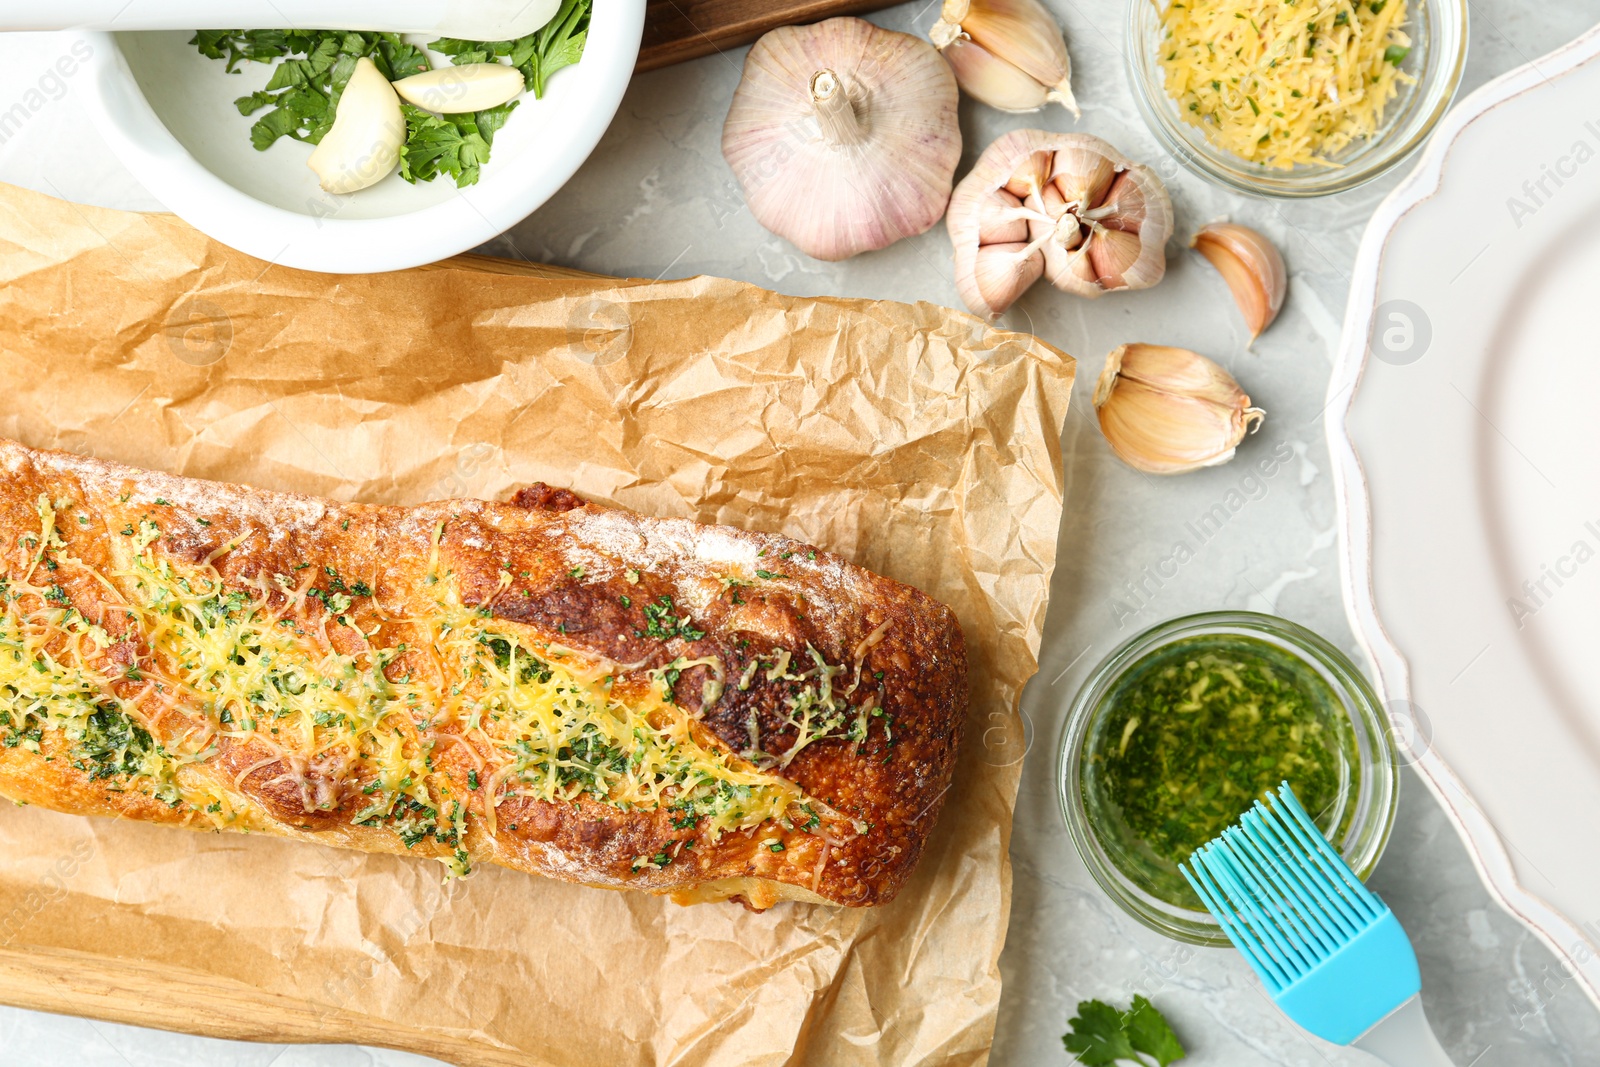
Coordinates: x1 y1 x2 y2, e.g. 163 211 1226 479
1156 0 1414 169
0 505 852 878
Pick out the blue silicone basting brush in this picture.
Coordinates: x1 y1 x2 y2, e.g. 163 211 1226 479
1181 784 1455 1066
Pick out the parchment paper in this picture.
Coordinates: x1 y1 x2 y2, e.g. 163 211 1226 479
0 182 1074 1067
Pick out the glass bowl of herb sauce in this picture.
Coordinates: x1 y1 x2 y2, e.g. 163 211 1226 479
1058 611 1398 945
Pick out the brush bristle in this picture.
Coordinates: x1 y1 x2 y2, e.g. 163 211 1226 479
1182 783 1385 992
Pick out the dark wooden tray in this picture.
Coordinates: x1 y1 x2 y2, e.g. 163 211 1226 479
638 0 904 71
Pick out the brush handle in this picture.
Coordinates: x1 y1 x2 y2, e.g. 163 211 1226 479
1351 996 1455 1066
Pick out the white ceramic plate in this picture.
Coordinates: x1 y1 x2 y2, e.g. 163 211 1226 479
1329 21 1600 1006
69 4 644 273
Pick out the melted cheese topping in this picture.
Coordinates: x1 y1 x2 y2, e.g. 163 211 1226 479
0 597 191 805
1156 0 1413 169
0 497 827 877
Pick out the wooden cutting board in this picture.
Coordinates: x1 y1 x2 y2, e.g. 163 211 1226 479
638 0 905 71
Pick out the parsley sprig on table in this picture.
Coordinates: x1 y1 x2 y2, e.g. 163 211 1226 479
189 0 592 189
1063 996 1186 1066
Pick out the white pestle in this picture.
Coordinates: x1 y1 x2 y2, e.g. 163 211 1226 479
0 0 563 40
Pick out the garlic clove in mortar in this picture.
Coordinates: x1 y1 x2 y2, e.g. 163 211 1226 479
946 130 1174 319
308 57 405 195
393 63 525 114
722 17 961 261
1191 222 1287 339
931 0 1078 117
1093 343 1265 474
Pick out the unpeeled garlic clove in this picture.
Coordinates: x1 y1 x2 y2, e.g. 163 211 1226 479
1087 228 1146 289
393 63 525 114
308 57 404 195
723 18 961 261
1093 343 1265 474
946 130 1173 319
931 0 1078 117
1191 222 1287 339
1049 141 1115 208
976 187 1031 243
939 36 1056 112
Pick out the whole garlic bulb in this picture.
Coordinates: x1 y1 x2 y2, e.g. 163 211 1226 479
1094 344 1264 474
722 18 961 261
946 130 1174 319
931 0 1079 117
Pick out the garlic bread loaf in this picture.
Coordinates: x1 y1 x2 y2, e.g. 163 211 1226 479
0 439 967 908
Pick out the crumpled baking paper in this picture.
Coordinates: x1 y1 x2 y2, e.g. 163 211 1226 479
0 182 1075 1067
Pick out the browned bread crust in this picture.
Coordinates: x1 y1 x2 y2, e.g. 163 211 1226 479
0 439 967 908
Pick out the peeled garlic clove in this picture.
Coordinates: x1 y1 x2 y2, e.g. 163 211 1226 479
393 63 524 114
1192 222 1288 339
1093 343 1265 474
932 0 1078 117
939 36 1052 112
308 57 404 195
723 18 961 261
948 130 1173 318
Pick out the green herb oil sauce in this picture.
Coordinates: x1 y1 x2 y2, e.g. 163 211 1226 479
1083 634 1357 908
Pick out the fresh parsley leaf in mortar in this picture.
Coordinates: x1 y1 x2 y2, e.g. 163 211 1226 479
398 105 497 186
195 31 429 153
1063 996 1185 1066
188 0 591 190
429 0 593 98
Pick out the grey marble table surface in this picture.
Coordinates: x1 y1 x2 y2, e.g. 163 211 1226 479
1 1 1599 1064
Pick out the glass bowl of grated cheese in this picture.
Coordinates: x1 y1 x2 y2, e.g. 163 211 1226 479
1127 0 1467 196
